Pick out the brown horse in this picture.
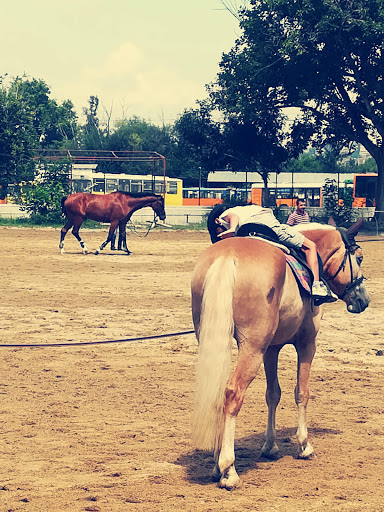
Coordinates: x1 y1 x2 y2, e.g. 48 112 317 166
60 191 166 255
191 221 369 490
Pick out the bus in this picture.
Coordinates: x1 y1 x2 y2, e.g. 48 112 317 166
352 173 377 207
250 173 378 207
71 165 183 206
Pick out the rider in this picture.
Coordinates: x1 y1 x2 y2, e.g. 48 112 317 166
208 203 338 304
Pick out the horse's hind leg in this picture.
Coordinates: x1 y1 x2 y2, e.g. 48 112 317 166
71 218 88 254
262 345 283 458
59 219 73 254
295 338 316 458
95 221 118 255
215 350 264 490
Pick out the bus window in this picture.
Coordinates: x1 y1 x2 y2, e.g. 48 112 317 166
106 179 118 192
131 180 143 192
167 181 178 194
118 179 130 192
355 175 376 206
154 182 164 194
93 179 105 193
143 180 154 192
73 179 92 193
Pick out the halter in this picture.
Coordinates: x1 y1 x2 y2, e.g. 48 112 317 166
328 228 365 299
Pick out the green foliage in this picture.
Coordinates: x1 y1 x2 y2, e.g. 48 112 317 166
213 0 384 212
322 178 354 226
0 75 78 198
18 161 71 222
173 106 225 185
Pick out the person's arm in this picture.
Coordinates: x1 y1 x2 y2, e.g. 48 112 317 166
217 213 239 239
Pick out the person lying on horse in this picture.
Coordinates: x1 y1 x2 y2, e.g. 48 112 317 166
208 203 338 304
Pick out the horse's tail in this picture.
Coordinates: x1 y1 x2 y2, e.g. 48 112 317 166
192 256 236 452
61 196 68 216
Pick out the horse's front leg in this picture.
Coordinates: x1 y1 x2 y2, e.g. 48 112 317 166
262 345 282 458
294 338 316 458
215 351 263 490
118 223 131 254
95 222 118 255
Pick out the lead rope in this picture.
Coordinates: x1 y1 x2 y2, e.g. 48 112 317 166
0 329 196 349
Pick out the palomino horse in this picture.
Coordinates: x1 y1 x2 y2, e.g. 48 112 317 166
60 191 166 255
191 221 369 490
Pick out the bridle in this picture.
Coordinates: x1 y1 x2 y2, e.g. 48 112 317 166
327 227 365 299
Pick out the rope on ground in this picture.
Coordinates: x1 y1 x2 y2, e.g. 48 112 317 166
0 329 196 349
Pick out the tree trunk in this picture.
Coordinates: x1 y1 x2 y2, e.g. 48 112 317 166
261 175 270 207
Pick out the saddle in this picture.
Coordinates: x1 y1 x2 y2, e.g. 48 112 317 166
236 223 322 295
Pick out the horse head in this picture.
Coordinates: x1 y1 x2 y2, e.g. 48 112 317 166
151 195 166 221
324 219 369 314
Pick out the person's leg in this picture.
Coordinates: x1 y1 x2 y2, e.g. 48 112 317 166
301 237 337 302
301 238 319 281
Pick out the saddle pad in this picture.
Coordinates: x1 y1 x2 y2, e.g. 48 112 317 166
285 254 311 294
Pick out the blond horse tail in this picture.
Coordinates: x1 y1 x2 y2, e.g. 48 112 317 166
192 256 236 452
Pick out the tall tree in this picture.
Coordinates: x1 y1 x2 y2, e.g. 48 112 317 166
214 0 384 219
0 76 78 197
81 96 105 150
173 106 225 185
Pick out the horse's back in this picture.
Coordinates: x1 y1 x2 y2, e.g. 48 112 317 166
192 237 287 291
192 237 313 347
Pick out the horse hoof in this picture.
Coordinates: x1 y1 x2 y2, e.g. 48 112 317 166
297 442 314 459
94 251 99 255
261 442 280 459
218 475 241 490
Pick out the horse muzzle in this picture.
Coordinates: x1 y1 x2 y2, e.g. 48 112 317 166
345 285 370 314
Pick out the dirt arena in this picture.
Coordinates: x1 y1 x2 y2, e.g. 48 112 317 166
0 226 383 511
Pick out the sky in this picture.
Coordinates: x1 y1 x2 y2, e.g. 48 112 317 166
1 0 242 126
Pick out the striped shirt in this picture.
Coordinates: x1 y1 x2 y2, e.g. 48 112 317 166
287 210 310 226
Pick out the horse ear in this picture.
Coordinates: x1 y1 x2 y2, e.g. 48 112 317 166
328 216 336 227
346 218 363 238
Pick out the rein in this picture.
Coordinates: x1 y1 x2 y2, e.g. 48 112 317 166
328 228 364 299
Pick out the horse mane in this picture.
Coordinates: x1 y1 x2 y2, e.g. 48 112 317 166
115 191 162 199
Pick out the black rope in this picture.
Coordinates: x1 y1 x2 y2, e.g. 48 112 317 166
0 329 196 349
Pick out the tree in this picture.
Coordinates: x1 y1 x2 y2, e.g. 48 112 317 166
80 96 105 150
173 106 225 185
18 160 71 222
0 76 78 198
0 77 38 198
214 0 384 220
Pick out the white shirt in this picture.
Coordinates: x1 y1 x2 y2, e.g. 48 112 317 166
218 205 280 232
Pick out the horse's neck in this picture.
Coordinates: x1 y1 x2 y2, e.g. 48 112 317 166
314 230 344 274
128 196 156 212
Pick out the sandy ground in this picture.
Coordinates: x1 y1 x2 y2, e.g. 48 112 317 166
0 226 383 512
